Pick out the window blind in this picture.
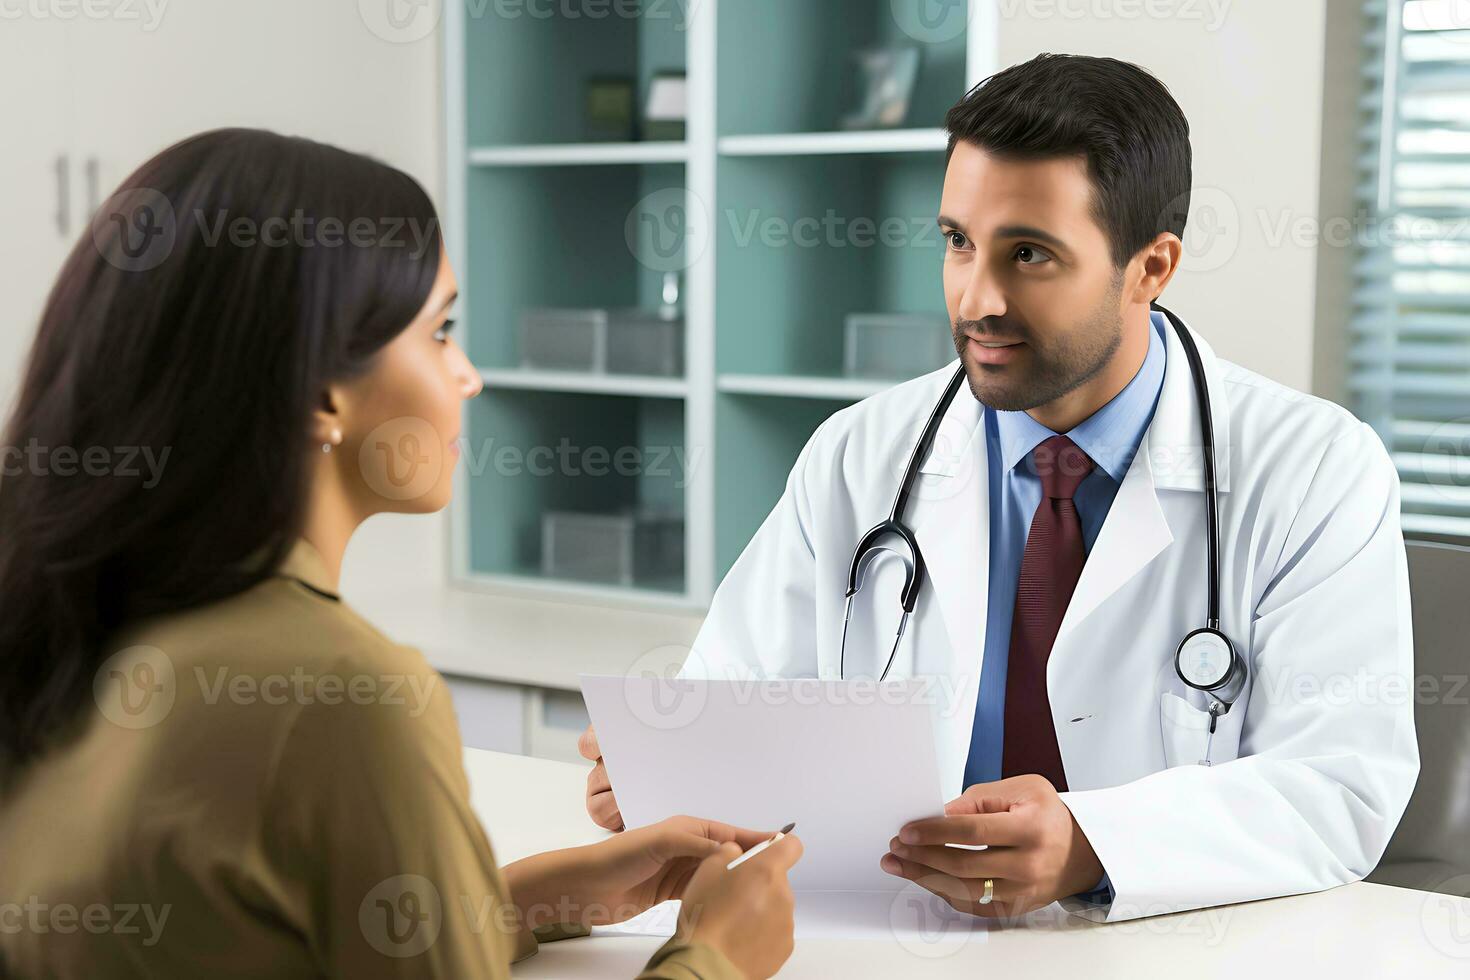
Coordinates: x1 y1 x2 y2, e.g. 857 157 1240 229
1355 0 1470 539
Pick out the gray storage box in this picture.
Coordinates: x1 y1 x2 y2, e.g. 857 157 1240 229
842 312 954 380
607 312 685 375
520 308 684 376
519 309 605 372
540 510 685 588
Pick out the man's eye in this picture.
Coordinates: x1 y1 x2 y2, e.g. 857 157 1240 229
1015 245 1052 265
945 231 970 250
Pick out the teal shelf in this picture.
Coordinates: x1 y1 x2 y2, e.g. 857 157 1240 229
718 129 948 157
464 390 688 595
464 161 686 369
463 0 686 146
446 0 988 604
715 152 950 378
716 373 894 401
480 368 688 399
717 0 969 136
469 142 689 167
714 393 853 579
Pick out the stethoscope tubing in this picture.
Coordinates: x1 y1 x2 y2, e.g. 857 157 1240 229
840 304 1234 712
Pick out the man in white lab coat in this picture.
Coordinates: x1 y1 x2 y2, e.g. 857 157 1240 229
582 53 1418 922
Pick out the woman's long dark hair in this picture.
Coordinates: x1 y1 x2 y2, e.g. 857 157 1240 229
0 128 442 770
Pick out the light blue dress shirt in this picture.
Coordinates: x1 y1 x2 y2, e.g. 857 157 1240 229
962 310 1169 791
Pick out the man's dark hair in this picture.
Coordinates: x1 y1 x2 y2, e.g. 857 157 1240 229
944 53 1192 267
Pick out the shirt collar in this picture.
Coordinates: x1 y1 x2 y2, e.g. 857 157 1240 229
274 538 340 601
992 310 1168 483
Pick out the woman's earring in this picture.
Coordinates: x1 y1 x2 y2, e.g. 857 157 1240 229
322 429 342 454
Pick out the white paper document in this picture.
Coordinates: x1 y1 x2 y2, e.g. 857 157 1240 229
578 676 948 894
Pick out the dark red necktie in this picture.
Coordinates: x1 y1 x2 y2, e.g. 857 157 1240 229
1001 435 1095 792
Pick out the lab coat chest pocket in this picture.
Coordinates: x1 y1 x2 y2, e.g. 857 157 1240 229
1159 692 1215 768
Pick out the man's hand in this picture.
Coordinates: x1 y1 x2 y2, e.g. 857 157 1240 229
879 774 1104 918
579 724 623 831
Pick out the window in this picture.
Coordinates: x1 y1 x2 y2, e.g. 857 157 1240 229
1356 0 1470 539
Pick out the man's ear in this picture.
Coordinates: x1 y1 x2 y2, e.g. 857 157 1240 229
311 386 345 451
1127 232 1183 305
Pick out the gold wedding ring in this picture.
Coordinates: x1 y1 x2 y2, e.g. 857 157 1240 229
979 878 994 905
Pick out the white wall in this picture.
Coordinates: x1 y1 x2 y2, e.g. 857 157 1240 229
0 0 448 594
997 0 1335 393
80 2 444 197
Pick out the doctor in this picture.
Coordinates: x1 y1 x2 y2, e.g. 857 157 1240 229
583 53 1419 922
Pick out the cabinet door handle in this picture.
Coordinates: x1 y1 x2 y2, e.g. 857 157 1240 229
85 156 100 217
55 154 70 237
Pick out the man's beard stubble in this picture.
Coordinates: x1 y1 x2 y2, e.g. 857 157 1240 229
953 287 1125 413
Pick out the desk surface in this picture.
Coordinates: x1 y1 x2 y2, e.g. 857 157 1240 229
464 748 1470 978
350 583 697 691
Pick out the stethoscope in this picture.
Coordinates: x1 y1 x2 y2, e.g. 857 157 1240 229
838 303 1247 735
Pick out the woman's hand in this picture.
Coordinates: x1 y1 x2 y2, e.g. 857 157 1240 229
503 815 774 930
677 833 803 979
579 725 624 831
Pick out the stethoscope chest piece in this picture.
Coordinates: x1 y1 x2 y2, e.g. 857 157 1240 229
1174 626 1245 732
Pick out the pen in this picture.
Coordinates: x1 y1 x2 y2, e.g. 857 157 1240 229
726 822 796 870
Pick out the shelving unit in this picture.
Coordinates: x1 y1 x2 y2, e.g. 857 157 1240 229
716 373 894 401
479 368 689 400
717 128 948 157
468 142 690 167
444 0 994 608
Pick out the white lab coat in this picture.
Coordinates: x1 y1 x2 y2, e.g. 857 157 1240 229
684 315 1419 922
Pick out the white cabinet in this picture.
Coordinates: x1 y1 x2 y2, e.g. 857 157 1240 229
444 675 528 755
444 674 592 764
524 688 593 765
0 16 75 412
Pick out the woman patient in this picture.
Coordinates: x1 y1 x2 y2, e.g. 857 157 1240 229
0 128 800 978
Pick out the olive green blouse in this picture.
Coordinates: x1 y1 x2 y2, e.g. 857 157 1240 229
0 540 735 978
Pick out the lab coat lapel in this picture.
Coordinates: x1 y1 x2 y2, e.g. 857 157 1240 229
1147 313 1233 494
905 385 989 708
1053 431 1174 646
1053 316 1229 644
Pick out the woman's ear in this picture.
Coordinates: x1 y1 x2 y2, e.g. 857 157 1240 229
311 386 345 453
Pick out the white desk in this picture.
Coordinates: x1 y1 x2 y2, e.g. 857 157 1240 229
464 748 1470 978
350 583 697 692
